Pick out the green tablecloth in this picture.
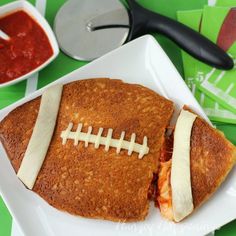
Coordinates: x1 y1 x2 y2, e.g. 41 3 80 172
0 0 235 236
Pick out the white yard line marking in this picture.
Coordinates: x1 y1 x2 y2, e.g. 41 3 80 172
200 93 205 106
12 0 47 236
205 107 236 119
192 84 196 95
202 80 236 107
225 83 234 94
35 0 47 16
214 102 219 110
214 71 225 85
208 0 216 6
25 0 47 96
203 68 216 83
25 74 38 96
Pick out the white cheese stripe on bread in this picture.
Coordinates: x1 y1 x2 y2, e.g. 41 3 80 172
171 110 197 222
17 84 63 189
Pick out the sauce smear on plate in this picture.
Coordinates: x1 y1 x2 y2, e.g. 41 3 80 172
0 10 53 84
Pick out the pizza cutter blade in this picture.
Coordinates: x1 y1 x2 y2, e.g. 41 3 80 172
54 0 129 61
54 0 233 70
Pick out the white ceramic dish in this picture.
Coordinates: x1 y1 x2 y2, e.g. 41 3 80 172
0 35 235 236
0 0 59 88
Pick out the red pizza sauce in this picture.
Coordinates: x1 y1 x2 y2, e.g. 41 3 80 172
0 10 53 84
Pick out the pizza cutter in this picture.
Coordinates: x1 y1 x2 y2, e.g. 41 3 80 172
54 0 234 70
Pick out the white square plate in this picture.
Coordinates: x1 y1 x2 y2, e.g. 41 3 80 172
0 35 235 236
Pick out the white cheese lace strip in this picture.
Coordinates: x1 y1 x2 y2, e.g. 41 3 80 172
116 131 125 154
95 128 103 149
61 123 149 159
85 126 92 147
139 136 148 159
105 128 113 152
62 122 73 145
74 123 83 146
128 133 136 156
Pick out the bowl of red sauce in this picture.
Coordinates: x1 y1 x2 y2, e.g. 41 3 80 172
0 0 59 88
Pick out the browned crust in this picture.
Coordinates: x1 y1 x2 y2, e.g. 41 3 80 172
190 117 236 209
156 108 236 222
0 78 174 222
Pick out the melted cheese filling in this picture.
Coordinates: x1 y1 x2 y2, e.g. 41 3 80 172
158 110 197 222
157 160 174 221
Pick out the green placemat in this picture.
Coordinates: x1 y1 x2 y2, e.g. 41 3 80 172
178 9 236 124
195 6 236 114
0 1 235 236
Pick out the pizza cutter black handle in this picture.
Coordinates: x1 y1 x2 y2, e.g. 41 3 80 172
127 0 234 70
